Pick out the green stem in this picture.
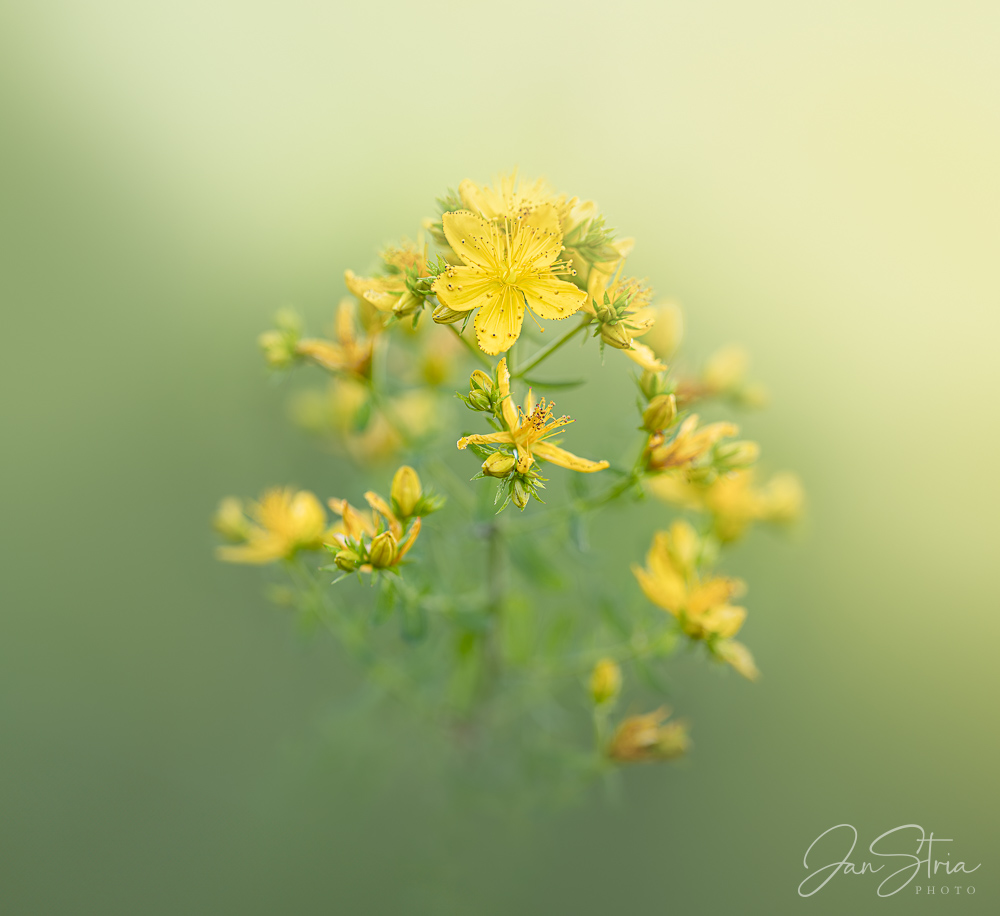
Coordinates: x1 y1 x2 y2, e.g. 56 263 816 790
513 317 589 377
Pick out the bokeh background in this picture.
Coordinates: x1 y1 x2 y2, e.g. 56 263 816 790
2 1 999 913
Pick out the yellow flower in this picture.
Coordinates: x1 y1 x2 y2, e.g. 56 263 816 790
458 170 564 222
644 414 739 472
647 468 804 542
632 521 747 639
431 208 588 355
326 489 421 573
608 707 690 762
344 239 428 318
457 358 609 475
294 299 374 378
216 488 326 565
586 255 666 372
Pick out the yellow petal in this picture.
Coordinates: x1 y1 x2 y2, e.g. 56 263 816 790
457 431 515 450
632 563 684 617
396 517 422 560
441 210 501 271
474 285 524 355
532 440 609 473
364 491 401 539
496 357 518 430
625 341 667 372
432 267 495 311
511 205 563 269
519 275 588 321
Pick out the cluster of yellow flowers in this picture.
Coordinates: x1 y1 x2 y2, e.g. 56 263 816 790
215 170 802 774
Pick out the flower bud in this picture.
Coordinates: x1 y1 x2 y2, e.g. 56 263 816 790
432 303 465 325
368 531 398 568
589 658 622 705
600 322 632 350
469 370 493 393
258 330 297 369
392 289 422 317
391 465 422 518
642 393 677 432
468 390 491 411
482 452 516 478
333 548 361 572
639 369 664 400
511 478 530 509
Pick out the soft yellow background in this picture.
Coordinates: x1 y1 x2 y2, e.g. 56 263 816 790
2 2 998 913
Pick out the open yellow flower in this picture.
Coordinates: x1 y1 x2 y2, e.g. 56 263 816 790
633 521 747 639
608 707 690 762
457 358 608 474
458 170 565 222
294 299 374 378
344 240 428 318
647 468 804 542
432 207 588 355
216 488 326 565
645 414 739 472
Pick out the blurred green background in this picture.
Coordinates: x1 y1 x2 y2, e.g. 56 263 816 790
2 1 998 913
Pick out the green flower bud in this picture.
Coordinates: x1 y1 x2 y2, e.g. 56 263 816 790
368 531 398 569
468 390 491 411
258 330 297 369
639 369 663 401
511 478 530 510
334 549 361 572
391 465 422 518
432 303 465 325
600 322 632 350
482 452 516 478
642 393 677 432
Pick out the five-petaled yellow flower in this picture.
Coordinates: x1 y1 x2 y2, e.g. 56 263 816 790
215 488 327 565
457 358 609 475
632 520 747 639
432 207 588 355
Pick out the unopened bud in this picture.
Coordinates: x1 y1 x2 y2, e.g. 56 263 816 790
334 549 361 572
258 330 297 369
511 478 530 509
470 370 493 393
432 303 465 325
482 452 516 478
468 390 491 411
392 289 422 317
589 658 622 705
642 393 677 432
600 322 632 350
391 465 422 518
639 369 664 400
367 531 398 568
